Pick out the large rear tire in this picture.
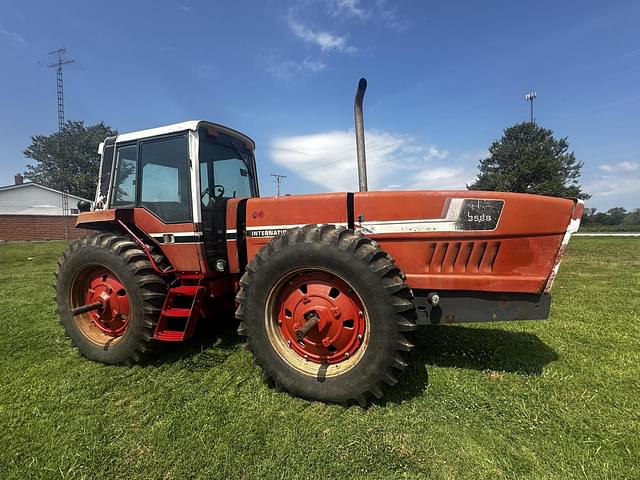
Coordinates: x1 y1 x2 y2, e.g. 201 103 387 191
236 225 416 405
55 232 167 365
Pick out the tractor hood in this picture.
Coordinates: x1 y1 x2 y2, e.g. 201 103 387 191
240 190 583 295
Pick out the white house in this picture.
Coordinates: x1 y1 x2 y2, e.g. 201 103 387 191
0 174 91 216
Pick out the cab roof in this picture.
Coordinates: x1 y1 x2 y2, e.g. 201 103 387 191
112 120 256 149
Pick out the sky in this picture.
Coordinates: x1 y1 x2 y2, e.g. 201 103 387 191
0 0 639 211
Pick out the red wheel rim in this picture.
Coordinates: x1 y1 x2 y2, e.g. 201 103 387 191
275 271 365 364
83 268 130 336
70 266 130 344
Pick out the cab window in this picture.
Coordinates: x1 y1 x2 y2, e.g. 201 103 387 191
214 158 252 199
139 135 192 223
111 145 137 206
199 127 255 203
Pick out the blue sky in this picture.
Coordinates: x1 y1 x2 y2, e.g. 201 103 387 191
0 0 638 210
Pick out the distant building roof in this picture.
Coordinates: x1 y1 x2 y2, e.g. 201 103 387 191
0 182 91 202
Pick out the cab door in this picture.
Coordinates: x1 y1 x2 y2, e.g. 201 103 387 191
199 160 227 270
198 128 256 271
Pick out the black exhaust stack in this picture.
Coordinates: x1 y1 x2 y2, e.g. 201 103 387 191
354 78 368 192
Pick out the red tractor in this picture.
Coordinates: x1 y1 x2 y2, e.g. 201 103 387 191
55 80 583 405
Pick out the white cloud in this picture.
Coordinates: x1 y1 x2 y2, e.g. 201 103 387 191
375 0 410 31
406 167 469 190
270 129 471 192
287 17 357 54
424 145 449 161
279 2 408 79
583 175 640 209
583 162 640 210
267 57 328 80
0 25 26 47
329 0 369 20
301 57 328 72
326 0 409 30
599 161 639 173
619 161 640 172
585 177 640 197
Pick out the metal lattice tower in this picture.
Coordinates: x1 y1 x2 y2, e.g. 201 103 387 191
525 91 537 124
48 48 74 218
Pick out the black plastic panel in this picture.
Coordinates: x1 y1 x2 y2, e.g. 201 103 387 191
413 291 551 325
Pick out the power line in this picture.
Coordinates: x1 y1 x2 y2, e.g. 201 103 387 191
270 173 287 196
47 48 74 225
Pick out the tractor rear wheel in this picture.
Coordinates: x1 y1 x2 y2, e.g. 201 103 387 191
236 225 416 405
55 232 167 365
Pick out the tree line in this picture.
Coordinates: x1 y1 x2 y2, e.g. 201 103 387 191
581 207 640 230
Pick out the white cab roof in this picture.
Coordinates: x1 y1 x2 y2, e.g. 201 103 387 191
113 120 255 149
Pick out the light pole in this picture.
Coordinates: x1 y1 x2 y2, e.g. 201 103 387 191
525 91 537 124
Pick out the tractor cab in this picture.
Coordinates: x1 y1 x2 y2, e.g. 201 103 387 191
90 120 259 274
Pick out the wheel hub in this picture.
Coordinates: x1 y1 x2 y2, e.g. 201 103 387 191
83 268 129 336
276 272 365 364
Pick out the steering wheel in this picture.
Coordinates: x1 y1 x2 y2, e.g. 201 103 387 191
201 185 225 200
213 184 225 198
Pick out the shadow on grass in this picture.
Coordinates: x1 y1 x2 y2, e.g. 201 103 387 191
149 315 558 404
382 325 558 404
416 325 559 375
151 311 242 370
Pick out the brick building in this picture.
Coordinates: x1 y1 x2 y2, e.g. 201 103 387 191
0 174 92 241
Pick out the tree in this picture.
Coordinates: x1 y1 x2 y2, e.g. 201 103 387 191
468 122 590 199
591 211 610 225
605 207 627 225
581 207 597 225
623 208 640 226
580 207 640 227
23 121 116 200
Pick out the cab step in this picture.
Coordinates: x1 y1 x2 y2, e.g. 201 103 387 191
153 284 205 342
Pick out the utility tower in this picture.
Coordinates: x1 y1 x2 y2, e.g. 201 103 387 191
525 91 537 124
270 173 287 196
48 48 74 220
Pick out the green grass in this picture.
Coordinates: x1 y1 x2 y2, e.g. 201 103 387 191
579 224 640 232
0 238 638 479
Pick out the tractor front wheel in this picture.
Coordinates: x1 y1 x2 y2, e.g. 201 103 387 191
236 225 416 405
55 232 167 365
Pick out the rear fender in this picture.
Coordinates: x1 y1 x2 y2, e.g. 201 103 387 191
543 199 584 292
75 208 203 274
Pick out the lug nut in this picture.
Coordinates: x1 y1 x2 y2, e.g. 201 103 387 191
344 352 350 358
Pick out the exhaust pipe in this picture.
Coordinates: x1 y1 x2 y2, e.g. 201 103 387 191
354 78 368 192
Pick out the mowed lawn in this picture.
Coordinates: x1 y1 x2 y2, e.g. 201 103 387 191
0 238 638 480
